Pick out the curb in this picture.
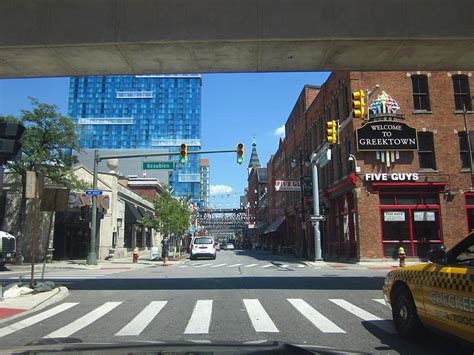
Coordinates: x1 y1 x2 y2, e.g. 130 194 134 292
0 286 69 325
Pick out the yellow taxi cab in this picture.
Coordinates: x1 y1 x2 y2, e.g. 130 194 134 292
383 233 474 344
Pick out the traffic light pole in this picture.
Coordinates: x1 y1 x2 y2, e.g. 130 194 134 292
310 153 323 261
87 148 240 265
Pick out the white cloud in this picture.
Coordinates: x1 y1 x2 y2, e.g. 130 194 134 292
210 184 233 195
274 125 285 138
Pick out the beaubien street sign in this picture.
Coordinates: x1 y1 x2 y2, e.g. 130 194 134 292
143 161 174 170
85 190 103 196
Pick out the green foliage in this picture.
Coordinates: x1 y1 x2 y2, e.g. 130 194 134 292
143 186 192 237
2 97 87 190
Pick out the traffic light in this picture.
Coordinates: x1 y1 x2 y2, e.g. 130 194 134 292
236 143 244 165
326 120 338 144
179 143 188 164
352 90 366 119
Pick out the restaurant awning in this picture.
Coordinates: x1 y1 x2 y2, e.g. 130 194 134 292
125 201 142 224
263 216 286 234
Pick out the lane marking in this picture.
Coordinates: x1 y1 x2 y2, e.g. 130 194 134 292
179 265 188 268
329 299 396 334
297 265 305 268
210 263 227 268
244 264 258 268
194 264 212 268
45 302 122 338
372 299 386 306
115 301 167 336
261 264 274 268
287 299 345 333
227 264 243 267
9 276 97 280
184 300 213 334
0 303 78 338
243 299 279 333
279 264 289 268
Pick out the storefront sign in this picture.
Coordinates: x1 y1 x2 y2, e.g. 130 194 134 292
414 211 436 221
384 211 405 222
67 192 110 210
275 180 301 192
365 173 419 181
356 121 418 151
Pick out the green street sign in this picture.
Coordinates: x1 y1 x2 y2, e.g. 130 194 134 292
143 161 174 170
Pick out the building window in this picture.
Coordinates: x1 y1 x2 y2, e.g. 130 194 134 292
452 74 472 111
418 132 436 170
411 75 430 111
458 131 474 170
343 85 350 119
465 194 474 232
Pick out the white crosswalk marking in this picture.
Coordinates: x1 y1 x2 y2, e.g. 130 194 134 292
329 299 396 334
243 299 279 333
287 299 345 333
179 265 188 268
372 299 386 306
280 264 289 268
244 264 258 268
210 263 227 268
184 300 213 334
9 276 97 280
0 303 78 338
45 302 122 338
227 263 243 267
262 264 274 268
297 265 305 268
115 301 167 336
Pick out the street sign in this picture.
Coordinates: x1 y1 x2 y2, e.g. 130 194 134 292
143 161 174 170
310 215 326 222
85 190 103 196
275 180 301 192
317 149 331 167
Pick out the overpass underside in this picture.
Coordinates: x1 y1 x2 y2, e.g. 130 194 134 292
1 0 473 78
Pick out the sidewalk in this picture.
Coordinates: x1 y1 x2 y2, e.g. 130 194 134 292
0 286 69 323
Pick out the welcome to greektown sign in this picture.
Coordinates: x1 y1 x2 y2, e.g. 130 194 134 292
356 121 418 151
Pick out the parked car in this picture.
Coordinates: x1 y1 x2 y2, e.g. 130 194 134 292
190 237 216 260
0 231 16 267
226 243 235 251
383 232 474 345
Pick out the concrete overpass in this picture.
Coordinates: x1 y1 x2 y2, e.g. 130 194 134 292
1 0 473 78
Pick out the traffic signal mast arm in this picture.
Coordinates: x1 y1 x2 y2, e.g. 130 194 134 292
97 148 239 161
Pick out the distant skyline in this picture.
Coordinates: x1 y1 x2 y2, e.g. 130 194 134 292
0 71 330 207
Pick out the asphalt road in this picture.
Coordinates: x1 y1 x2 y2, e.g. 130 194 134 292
0 250 471 354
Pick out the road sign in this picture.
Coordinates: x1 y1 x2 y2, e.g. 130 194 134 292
143 161 174 170
310 215 326 222
85 190 103 196
317 149 331 167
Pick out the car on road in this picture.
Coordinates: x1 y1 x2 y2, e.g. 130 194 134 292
0 231 16 267
190 237 216 260
383 232 474 345
215 242 220 251
225 243 235 251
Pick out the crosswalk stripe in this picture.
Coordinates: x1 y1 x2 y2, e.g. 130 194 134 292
262 264 274 268
297 265 305 268
372 299 386 306
280 264 289 268
195 264 212 268
179 265 188 268
0 303 78 338
227 263 242 267
9 276 98 280
45 302 122 338
244 264 258 268
287 299 345 333
210 263 227 268
243 299 279 333
329 299 396 334
184 300 213 334
115 301 167 336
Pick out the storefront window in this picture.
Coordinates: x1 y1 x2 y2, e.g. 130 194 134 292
465 194 474 233
380 192 442 258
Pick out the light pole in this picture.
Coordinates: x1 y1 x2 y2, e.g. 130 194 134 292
291 151 308 258
310 153 323 261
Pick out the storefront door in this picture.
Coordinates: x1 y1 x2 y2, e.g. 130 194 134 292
380 191 443 258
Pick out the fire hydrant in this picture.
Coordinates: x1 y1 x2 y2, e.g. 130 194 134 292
132 247 139 263
398 246 406 267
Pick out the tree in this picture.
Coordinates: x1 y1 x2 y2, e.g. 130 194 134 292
1 98 87 260
143 187 192 252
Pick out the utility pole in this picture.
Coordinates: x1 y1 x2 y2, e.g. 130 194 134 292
311 154 323 261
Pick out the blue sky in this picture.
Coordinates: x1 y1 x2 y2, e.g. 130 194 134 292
0 72 330 207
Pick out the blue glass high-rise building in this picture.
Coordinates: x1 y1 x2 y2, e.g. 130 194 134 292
68 74 202 202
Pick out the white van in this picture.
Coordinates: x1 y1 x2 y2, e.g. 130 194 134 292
190 236 216 260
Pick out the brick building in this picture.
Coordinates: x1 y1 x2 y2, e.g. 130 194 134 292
266 71 473 261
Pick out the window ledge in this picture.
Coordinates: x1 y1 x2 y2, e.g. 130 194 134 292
460 168 473 173
454 110 474 114
412 110 433 114
418 169 438 173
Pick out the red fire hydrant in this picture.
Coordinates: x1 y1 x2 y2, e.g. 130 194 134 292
398 247 406 267
132 247 139 263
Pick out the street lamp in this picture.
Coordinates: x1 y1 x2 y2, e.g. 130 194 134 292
348 154 361 173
